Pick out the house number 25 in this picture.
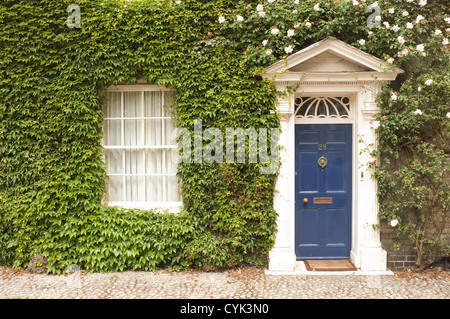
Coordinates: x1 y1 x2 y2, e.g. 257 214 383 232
318 144 327 151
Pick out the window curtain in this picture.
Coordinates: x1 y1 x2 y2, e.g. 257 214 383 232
104 90 179 203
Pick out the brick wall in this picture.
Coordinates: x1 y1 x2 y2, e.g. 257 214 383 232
381 223 418 271
382 222 450 271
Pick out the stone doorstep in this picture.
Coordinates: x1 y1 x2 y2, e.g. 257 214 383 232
265 261 395 276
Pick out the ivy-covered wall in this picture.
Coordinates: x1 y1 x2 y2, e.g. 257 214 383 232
0 0 280 273
1 0 449 273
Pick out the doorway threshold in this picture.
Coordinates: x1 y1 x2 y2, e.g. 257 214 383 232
265 261 394 276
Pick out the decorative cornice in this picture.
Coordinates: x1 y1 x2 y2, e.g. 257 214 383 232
361 109 380 120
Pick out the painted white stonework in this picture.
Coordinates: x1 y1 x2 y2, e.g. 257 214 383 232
263 38 402 272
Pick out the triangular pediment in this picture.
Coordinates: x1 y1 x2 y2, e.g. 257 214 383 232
288 51 372 73
264 37 402 82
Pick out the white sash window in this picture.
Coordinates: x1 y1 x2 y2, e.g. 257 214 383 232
103 85 181 209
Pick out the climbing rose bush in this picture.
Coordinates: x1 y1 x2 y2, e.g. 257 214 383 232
213 0 449 267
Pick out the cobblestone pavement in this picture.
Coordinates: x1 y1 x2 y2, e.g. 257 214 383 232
1 266 449 299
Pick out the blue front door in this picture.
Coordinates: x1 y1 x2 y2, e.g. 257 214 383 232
295 124 352 260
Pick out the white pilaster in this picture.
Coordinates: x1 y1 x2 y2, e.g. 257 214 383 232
353 87 387 271
268 92 296 272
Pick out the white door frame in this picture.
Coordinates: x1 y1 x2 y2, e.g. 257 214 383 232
263 38 402 273
267 81 390 272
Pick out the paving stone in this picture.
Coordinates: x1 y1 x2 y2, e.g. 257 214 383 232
0 266 449 299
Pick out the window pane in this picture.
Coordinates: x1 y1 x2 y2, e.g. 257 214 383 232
144 119 162 146
124 119 143 146
144 91 162 117
106 92 122 118
146 175 163 202
104 119 122 146
124 92 143 117
166 148 178 174
164 118 176 145
105 149 123 174
166 175 180 202
107 175 124 202
146 149 163 174
125 150 144 174
126 176 145 202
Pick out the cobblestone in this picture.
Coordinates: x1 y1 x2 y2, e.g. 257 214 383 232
1 266 449 299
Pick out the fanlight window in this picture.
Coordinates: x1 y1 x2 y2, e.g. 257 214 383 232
295 97 350 119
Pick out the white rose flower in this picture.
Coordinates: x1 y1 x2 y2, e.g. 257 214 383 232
419 0 427 6
305 22 311 27
416 44 425 52
262 40 268 46
257 4 264 12
406 22 413 29
414 109 422 115
446 112 450 118
258 11 266 17
445 17 450 24
271 27 279 35
388 8 395 14
359 39 366 45
371 120 381 129
267 0 275 3
218 16 225 23
391 93 397 100
397 36 405 44
387 57 395 64
285 46 293 54
416 15 424 24
265 49 273 55
443 38 449 45
236 15 244 22
392 25 400 32
287 29 295 37
402 11 409 17
398 48 409 57
425 79 433 86
375 15 382 22
390 219 398 227
314 3 320 11
435 29 442 36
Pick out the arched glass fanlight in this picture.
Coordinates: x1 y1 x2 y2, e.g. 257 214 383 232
294 97 350 119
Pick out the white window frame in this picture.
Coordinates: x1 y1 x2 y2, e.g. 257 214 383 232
102 85 182 212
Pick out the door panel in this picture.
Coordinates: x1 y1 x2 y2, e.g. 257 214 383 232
295 124 352 260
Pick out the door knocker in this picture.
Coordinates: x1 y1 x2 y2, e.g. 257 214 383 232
318 156 328 168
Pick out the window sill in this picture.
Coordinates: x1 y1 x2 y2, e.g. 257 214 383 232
106 201 183 214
